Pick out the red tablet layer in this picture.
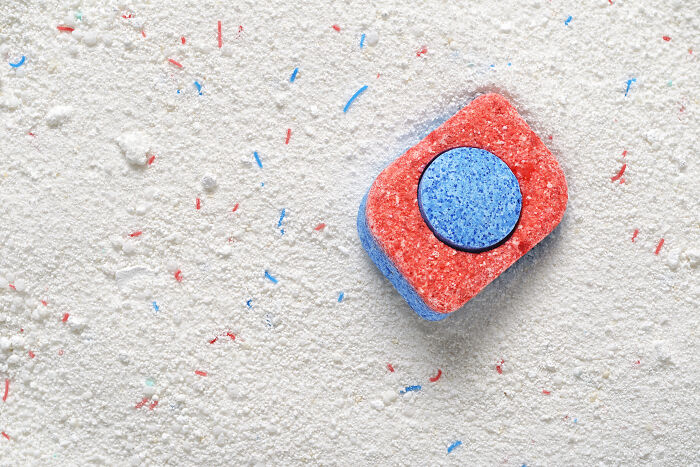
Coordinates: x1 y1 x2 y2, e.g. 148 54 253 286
364 93 567 314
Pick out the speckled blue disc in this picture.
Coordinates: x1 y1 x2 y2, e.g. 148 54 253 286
418 147 522 252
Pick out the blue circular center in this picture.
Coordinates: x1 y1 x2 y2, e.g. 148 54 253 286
417 147 522 252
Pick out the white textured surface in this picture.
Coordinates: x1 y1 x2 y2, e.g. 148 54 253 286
0 0 698 465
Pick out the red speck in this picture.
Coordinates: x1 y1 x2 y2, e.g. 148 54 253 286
3 379 9 402
634 360 641 365
631 229 639 242
195 370 207 377
58 349 64 356
141 30 146 38
232 203 240 213
174 270 183 282
542 390 551 395
314 223 326 231
168 59 183 68
662 36 671 42
181 36 186 45
622 150 627 157
416 46 428 57
61 313 69 323
28 350 35 359
148 400 158 410
611 163 627 182
332 24 341 32
386 363 395 373
28 132 36 137
147 155 155 165
57 26 74 32
496 359 504 374
285 128 292 145
41 300 48 306
8 284 15 290
129 231 142 237
196 198 201 210
209 336 218 344
429 369 443 382
217 20 223 48
236 25 244 38
654 238 665 255
377 73 380 78
1 432 9 440
134 398 149 409
226 332 236 341
608 0 613 4
122 13 132 19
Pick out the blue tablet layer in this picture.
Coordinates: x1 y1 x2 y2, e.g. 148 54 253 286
417 147 522 252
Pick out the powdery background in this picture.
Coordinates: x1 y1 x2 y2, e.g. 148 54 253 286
0 1 698 465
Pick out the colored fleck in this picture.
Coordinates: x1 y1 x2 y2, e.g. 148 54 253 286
253 151 263 168
195 370 207 377
196 198 201 210
343 85 368 113
129 231 142 237
152 301 159 312
624 78 636 97
9 56 26 68
332 24 341 32
654 238 665 255
416 46 428 57
148 400 158 410
314 223 326 231
662 35 671 41
246 299 253 308
174 270 183 282
226 332 236 341
278 208 286 235
168 59 183 68
631 229 639 242
447 440 462 454
496 359 504 374
141 30 146 38
2 379 8 402
400 385 422 394
611 164 626 182
387 363 395 372
232 203 240 213
338 292 344 302
28 350 35 358
145 378 155 387
429 369 443 382
147 155 155 165
194 81 202 95
542 389 551 395
181 36 186 44
217 20 223 48
264 270 278 284
57 26 74 32
209 336 218 344
564 16 572 25
360 33 366 48
62 313 69 323
285 128 291 144
1 432 9 440
134 398 149 409
290 67 299 83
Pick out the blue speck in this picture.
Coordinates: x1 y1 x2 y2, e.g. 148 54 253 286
9 56 26 68
246 299 253 308
399 385 422 394
338 292 344 302
565 15 572 25
447 440 462 454
490 64 495 68
264 270 278 284
290 67 299 83
343 85 368 113
624 78 636 97
574 418 578 424
360 33 366 49
261 182 265 187
253 151 263 168
152 301 159 312
507 62 512 66
194 81 202 95
278 208 286 234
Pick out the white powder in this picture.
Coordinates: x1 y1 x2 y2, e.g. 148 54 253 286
0 0 698 465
